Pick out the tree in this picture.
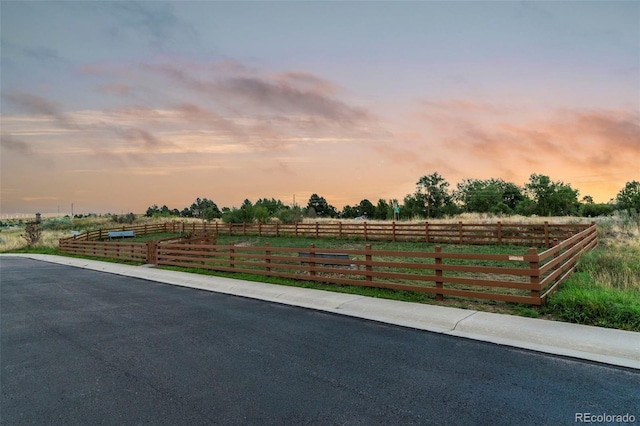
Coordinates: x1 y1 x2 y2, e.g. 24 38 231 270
145 204 160 217
456 178 524 214
306 194 337 218
416 172 454 218
358 199 375 218
255 198 287 216
374 199 391 220
221 200 254 224
203 206 219 222
500 182 525 211
277 205 303 224
524 174 579 216
616 181 640 213
254 206 270 224
456 179 502 213
190 198 221 220
582 195 594 204
239 199 255 222
400 193 423 219
340 205 359 219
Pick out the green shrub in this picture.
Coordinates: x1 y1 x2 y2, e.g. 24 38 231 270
41 216 73 230
21 221 42 246
579 203 614 217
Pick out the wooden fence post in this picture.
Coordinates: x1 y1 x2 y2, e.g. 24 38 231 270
309 243 316 278
497 221 502 245
339 222 343 238
230 243 235 269
425 221 430 243
200 236 206 266
258 222 262 237
276 222 279 237
364 222 368 241
529 247 540 308
544 221 550 248
392 221 396 242
265 242 271 273
315 222 319 238
435 246 443 300
365 244 373 283
458 221 463 244
295 223 299 237
146 241 157 265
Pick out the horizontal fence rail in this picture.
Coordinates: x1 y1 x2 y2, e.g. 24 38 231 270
59 240 148 263
61 221 591 248
155 243 538 304
58 222 597 307
537 224 599 303
60 223 172 242
203 221 590 247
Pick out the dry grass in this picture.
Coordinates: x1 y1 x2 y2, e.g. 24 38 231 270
303 213 594 225
0 227 75 252
0 215 206 252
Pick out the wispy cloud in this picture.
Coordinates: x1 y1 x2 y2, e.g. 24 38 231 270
410 98 639 190
20 46 70 66
273 71 340 95
102 1 199 49
0 134 34 156
218 76 370 123
2 90 76 128
143 61 374 125
419 99 501 114
21 196 58 202
98 83 133 96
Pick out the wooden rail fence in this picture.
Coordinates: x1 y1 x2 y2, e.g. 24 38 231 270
62 221 592 248
152 224 597 307
60 223 171 242
58 239 148 263
58 222 597 306
193 221 589 247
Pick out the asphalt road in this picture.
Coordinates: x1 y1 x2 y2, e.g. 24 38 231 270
1 257 638 425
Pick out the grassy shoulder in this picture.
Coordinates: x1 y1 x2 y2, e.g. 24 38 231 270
542 242 640 331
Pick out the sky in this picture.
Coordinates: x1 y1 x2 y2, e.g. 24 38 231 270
1 1 638 216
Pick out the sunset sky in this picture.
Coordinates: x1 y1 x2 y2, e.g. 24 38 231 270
1 1 638 216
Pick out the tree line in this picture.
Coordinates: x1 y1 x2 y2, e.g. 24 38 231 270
145 173 640 223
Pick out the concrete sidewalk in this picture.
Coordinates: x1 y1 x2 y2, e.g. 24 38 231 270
3 253 639 370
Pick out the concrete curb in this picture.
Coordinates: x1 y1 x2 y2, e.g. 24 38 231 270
3 254 639 369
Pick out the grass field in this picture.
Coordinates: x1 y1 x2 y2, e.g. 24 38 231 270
2 213 638 330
